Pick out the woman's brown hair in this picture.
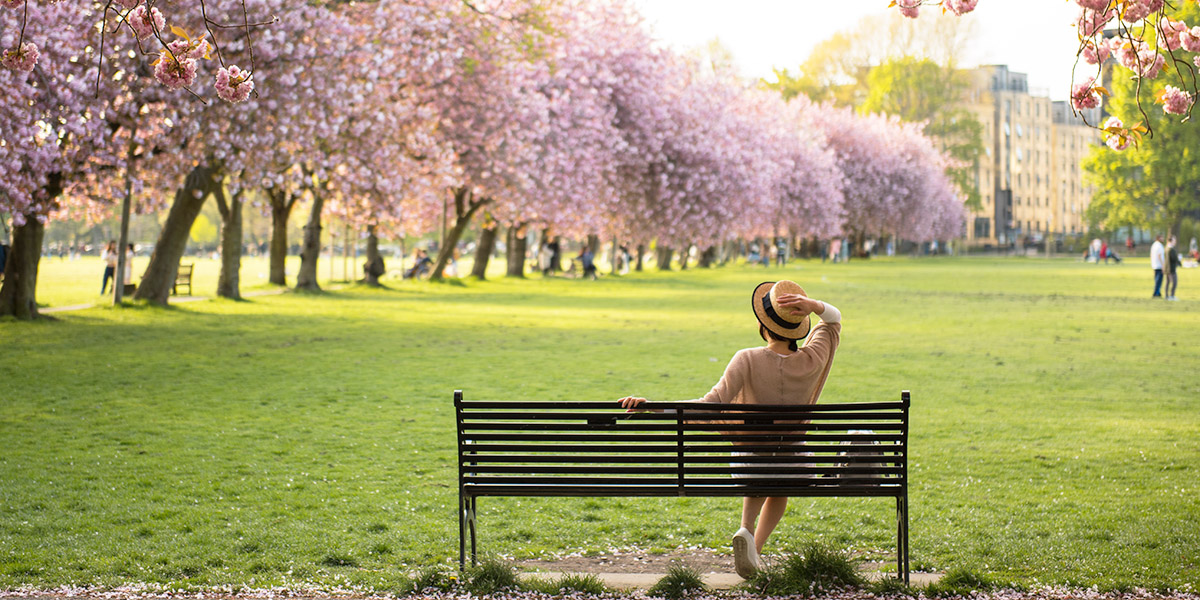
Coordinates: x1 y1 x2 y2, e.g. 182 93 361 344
759 324 799 352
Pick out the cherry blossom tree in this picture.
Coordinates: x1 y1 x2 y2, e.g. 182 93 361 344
0 1 183 318
810 100 964 250
132 0 426 301
1 0 272 103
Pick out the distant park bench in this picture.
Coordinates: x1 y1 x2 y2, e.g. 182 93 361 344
454 391 911 583
173 264 193 296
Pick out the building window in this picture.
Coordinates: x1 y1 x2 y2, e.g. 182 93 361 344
974 217 991 239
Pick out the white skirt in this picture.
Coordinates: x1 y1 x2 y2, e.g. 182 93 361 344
730 450 811 479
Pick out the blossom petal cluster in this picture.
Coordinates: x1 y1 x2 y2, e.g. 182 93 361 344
1158 85 1193 115
214 65 253 102
128 4 165 40
1 41 37 71
153 52 197 89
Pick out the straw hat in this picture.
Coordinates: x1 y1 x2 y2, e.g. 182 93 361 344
751 280 811 340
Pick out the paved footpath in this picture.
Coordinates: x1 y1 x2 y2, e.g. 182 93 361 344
519 569 941 591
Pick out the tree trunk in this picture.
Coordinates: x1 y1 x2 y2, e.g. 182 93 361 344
295 187 326 291
0 213 46 320
114 131 137 305
656 246 673 270
550 233 564 273
135 163 221 305
698 245 716 268
678 246 690 270
506 223 527 278
472 217 497 279
215 187 244 300
610 236 618 276
431 188 487 281
267 188 297 286
635 244 645 272
363 225 384 286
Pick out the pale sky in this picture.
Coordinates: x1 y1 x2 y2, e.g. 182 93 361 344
631 1 1083 100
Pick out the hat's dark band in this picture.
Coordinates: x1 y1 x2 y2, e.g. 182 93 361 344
761 294 803 330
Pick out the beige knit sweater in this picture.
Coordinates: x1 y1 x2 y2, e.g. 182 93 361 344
697 320 840 407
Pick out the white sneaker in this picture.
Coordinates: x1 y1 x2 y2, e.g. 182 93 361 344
732 527 760 579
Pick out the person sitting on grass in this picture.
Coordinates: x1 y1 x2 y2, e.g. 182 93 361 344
618 279 842 579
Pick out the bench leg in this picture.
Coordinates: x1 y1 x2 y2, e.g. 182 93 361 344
458 495 479 570
468 497 478 567
896 494 910 585
459 495 467 571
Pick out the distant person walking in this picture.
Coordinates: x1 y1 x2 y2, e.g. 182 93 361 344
1165 236 1181 301
124 244 135 284
100 241 118 294
1150 235 1165 298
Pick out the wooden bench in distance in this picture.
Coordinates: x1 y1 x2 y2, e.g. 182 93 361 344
173 263 193 296
455 391 911 583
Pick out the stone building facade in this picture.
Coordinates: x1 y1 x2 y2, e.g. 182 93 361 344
963 65 1102 247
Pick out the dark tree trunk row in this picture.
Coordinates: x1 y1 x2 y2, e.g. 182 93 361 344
656 246 673 270
0 172 63 320
636 244 645 272
215 186 244 300
431 188 489 281
135 163 222 305
267 188 299 286
472 215 498 279
363 225 385 286
506 223 527 278
0 214 46 320
295 184 327 292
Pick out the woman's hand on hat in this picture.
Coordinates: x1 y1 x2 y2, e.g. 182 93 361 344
776 294 822 317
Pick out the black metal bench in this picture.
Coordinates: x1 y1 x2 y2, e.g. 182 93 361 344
455 390 911 583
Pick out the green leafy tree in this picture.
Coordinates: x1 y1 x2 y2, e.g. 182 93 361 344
860 57 984 210
764 11 974 108
766 32 867 107
1083 4 1200 237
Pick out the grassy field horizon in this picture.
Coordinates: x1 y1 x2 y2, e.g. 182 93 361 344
2 257 1197 592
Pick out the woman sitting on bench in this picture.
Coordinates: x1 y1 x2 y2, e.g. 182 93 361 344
619 280 842 579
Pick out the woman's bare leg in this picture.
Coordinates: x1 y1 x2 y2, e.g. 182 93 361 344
741 496 767 530
753 497 789 552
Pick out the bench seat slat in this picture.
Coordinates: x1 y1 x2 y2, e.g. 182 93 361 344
460 411 905 421
462 464 904 475
464 432 903 443
457 400 906 411
461 443 899 454
464 481 902 491
459 422 904 432
460 454 904 464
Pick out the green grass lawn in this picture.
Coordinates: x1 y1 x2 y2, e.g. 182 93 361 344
1 256 1197 591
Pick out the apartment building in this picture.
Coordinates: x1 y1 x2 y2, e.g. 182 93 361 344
964 65 1102 247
